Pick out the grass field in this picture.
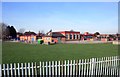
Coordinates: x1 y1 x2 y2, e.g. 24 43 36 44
2 42 118 64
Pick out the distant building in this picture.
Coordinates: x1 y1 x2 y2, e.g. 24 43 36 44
59 31 80 41
42 32 65 43
19 31 37 43
42 31 80 44
80 32 94 41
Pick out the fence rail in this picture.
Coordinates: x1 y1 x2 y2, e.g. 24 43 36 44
0 56 120 77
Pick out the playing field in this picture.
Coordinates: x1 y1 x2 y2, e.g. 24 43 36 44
2 42 118 64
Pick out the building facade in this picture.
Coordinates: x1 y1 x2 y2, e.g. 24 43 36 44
59 31 80 41
19 31 37 43
42 32 65 43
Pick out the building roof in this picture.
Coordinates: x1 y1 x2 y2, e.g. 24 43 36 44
17 32 23 36
24 31 37 36
59 31 80 33
44 32 65 38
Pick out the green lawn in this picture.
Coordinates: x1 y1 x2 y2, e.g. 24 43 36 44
2 42 118 64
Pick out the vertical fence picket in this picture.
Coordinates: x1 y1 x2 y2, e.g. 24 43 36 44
114 56 116 75
75 60 78 77
34 62 37 77
90 58 95 76
116 56 119 76
3 64 6 77
25 63 27 77
61 61 64 77
78 60 81 76
101 57 103 76
86 59 89 76
81 59 84 76
70 60 72 77
73 60 75 76
46 62 48 76
10 64 13 77
100 57 104 76
14 63 17 77
106 57 109 75
108 56 110 75
58 61 60 76
94 58 96 75
83 59 86 76
114 56 117 75
67 60 69 77
114 56 117 76
104 57 106 75
39 62 42 77
7 64 9 77
0 64 2 77
112 56 115 76
95 58 98 76
98 58 100 77
116 56 118 76
102 57 104 76
42 62 45 77
28 63 31 77
55 61 57 77
17 63 20 77
49 61 51 76
116 56 118 75
118 56 120 76
99 58 101 76
110 57 113 76
21 63 24 77
31 62 34 77
52 61 54 76
64 60 66 76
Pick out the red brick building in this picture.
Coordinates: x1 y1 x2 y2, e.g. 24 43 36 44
59 31 80 41
80 32 94 41
42 31 80 44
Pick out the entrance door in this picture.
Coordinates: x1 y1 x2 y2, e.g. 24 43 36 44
58 37 61 43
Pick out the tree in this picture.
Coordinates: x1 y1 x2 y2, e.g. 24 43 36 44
10 26 17 39
6 26 11 36
0 23 17 40
0 23 8 40
94 32 100 37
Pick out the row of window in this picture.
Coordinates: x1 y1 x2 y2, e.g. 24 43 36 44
66 34 80 39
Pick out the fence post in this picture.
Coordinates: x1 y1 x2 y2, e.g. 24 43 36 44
49 61 51 76
0 64 1 77
91 58 95 76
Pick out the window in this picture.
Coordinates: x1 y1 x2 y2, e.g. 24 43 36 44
70 34 72 39
46 37 50 40
77 35 79 39
66 34 68 39
73 34 76 39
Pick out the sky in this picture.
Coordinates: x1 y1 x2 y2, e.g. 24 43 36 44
2 2 118 34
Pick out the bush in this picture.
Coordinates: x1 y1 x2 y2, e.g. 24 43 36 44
40 40 44 44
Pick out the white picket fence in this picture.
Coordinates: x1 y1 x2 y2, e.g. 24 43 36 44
0 56 120 77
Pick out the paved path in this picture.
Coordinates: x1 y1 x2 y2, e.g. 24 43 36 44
62 41 112 44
